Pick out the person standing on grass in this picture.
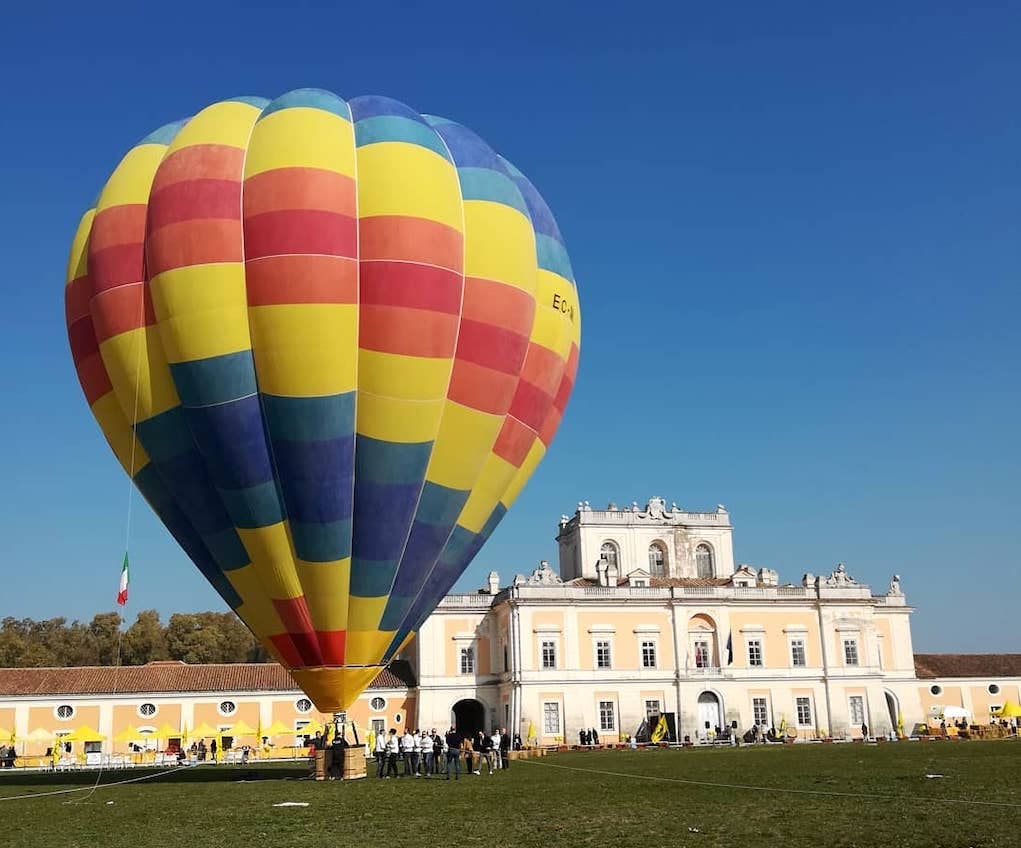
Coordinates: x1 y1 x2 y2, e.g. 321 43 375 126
433 729 444 774
477 731 495 774
444 726 461 780
500 728 511 769
375 730 387 778
491 729 502 769
410 729 421 777
386 728 400 778
462 734 477 774
401 727 415 776
421 730 433 777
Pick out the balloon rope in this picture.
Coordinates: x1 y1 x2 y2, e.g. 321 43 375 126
123 295 145 551
68 285 145 805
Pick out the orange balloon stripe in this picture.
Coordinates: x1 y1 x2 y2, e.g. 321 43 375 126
242 167 357 218
357 305 459 358
150 144 245 192
146 219 243 276
519 342 566 395
87 204 147 254
359 215 462 269
245 255 358 306
492 414 537 467
91 284 157 342
447 359 519 415
459 276 535 336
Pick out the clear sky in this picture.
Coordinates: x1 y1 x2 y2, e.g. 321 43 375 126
0 1 1017 652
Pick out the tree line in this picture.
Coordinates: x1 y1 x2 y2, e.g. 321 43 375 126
0 611 269 667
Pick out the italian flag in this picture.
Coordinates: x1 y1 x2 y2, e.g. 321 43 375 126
117 553 130 606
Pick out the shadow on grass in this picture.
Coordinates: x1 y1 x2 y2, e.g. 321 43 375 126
0 764 310 787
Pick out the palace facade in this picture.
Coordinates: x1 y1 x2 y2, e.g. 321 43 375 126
2 498 1019 758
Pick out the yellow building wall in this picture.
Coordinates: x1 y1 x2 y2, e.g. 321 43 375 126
873 618 893 668
442 617 490 676
530 611 565 668
917 684 964 720
29 704 100 736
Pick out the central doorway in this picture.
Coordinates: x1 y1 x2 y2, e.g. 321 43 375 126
452 699 486 738
697 691 723 734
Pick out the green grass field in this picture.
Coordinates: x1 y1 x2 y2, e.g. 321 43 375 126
2 741 1019 847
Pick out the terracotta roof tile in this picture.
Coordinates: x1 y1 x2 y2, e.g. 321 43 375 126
0 660 416 697
913 654 1021 679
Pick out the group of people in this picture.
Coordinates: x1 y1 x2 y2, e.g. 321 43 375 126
373 727 513 780
0 745 16 768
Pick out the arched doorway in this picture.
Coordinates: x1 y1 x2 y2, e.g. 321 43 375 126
452 699 486 738
697 691 723 735
885 690 900 734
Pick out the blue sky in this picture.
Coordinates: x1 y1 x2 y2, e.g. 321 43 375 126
0 1 1017 651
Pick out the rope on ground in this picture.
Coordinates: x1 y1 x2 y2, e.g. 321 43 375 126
519 757 1021 809
0 765 199 803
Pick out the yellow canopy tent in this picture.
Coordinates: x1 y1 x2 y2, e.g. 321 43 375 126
65 725 106 742
114 725 140 743
225 720 257 737
992 701 1021 718
26 728 52 743
154 723 181 742
187 722 217 740
262 720 293 737
0 728 13 743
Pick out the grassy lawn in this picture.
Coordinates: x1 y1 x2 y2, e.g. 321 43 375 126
1 741 1019 847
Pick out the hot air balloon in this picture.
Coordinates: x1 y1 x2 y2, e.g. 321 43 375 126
65 89 580 716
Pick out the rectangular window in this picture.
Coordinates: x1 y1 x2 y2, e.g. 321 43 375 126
796 696 813 727
645 699 661 719
848 695 865 726
843 638 859 666
598 700 616 732
747 639 763 667
596 640 612 669
752 697 769 727
541 640 557 669
460 646 475 674
641 640 657 668
790 639 806 667
503 643 509 672
694 640 710 668
542 701 560 735
371 718 385 736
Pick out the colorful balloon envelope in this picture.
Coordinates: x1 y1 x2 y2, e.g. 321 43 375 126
64 89 580 712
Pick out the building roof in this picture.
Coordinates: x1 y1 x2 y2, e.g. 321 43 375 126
913 654 1021 680
0 660 416 697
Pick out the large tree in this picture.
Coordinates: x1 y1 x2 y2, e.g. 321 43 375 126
0 611 268 667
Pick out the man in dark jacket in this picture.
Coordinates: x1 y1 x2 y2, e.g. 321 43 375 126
444 727 461 780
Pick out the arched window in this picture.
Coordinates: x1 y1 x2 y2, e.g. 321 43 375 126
648 543 667 577
695 543 714 578
599 541 618 568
